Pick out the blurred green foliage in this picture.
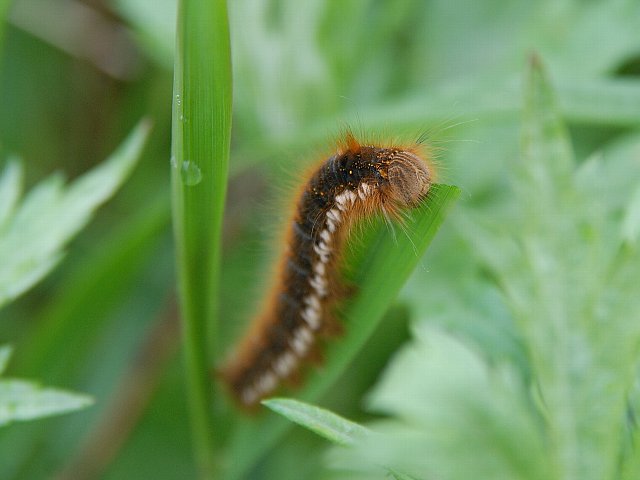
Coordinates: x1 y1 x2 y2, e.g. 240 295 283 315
1 0 639 479
0 345 93 428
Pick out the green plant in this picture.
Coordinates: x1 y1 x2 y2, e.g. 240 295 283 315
1 1 640 479
263 56 640 480
0 345 92 427
0 121 150 474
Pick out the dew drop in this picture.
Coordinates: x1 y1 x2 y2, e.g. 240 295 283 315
180 161 202 186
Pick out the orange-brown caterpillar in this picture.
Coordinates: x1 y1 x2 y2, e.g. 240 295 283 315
220 132 435 408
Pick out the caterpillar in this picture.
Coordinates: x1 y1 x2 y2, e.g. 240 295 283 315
220 132 435 409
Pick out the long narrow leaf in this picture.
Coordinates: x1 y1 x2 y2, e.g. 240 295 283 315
262 398 370 447
170 0 232 477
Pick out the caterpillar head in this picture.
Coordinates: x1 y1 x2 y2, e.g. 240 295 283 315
384 150 432 206
335 132 434 206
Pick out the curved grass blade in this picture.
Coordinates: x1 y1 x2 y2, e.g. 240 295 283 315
226 183 460 479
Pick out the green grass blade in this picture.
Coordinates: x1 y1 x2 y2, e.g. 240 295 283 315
227 184 460 479
170 0 232 477
262 398 370 447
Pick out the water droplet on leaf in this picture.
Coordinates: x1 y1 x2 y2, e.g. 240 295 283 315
180 161 202 186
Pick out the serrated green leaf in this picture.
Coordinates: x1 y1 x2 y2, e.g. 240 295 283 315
262 398 370 447
0 119 151 309
513 56 640 480
0 379 93 427
328 326 549 480
454 55 640 480
227 184 460 480
0 345 93 428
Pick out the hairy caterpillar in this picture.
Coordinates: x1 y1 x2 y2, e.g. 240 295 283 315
220 132 435 408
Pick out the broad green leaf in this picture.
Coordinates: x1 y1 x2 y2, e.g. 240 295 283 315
262 398 370 447
0 119 151 309
226 184 460 480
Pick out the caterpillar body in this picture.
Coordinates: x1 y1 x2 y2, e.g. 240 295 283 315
220 132 435 409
